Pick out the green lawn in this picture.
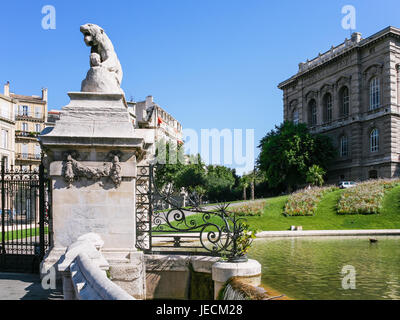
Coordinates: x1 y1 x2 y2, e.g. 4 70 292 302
0 227 48 241
161 185 400 232
245 185 400 231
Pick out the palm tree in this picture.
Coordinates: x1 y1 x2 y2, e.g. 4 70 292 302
306 165 326 187
239 175 250 200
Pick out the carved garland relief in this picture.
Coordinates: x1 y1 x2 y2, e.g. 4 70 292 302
63 151 122 188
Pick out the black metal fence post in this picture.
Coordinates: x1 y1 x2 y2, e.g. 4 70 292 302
148 165 153 252
1 158 5 254
38 164 45 260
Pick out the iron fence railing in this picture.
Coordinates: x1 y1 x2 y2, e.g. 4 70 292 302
15 112 44 120
135 164 252 262
16 153 42 161
0 161 52 273
15 131 40 139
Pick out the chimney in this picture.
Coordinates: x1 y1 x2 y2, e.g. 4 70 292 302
4 81 10 96
42 87 48 101
145 95 153 109
351 32 362 43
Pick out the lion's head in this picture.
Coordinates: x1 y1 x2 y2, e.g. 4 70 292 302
80 23 105 48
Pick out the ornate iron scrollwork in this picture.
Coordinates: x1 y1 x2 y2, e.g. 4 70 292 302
136 164 251 262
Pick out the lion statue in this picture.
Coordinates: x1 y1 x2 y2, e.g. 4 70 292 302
80 23 124 93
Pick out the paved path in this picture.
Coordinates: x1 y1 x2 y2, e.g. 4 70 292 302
0 273 63 300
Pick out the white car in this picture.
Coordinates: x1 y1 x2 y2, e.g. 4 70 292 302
338 181 357 189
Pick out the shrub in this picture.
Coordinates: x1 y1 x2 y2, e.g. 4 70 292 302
228 201 267 217
337 179 400 215
284 186 336 216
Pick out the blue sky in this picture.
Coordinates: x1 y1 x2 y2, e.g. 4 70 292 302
1 0 399 174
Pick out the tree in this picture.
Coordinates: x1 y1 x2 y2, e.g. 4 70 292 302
306 165 326 187
239 175 251 200
174 154 207 203
154 140 185 191
205 165 237 202
154 142 243 203
257 121 336 192
239 170 267 201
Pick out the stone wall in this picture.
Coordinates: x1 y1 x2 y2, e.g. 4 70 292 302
144 254 262 300
144 255 219 300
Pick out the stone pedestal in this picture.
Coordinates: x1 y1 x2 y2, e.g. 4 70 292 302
212 260 261 299
106 250 146 299
39 92 150 299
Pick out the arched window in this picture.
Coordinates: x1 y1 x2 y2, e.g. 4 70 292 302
369 77 380 110
340 135 348 157
369 170 378 179
370 128 379 153
323 93 333 123
292 109 299 125
340 87 350 116
309 100 317 126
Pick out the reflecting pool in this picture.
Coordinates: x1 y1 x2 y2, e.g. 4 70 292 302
247 236 400 300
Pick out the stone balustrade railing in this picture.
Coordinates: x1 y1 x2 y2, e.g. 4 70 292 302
58 233 134 300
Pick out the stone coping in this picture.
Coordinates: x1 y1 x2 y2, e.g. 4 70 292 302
152 229 400 243
144 254 220 273
39 136 145 148
61 233 135 300
67 92 125 101
256 229 400 238
70 252 134 300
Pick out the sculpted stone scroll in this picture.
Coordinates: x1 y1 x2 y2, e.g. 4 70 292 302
80 23 124 93
63 152 122 188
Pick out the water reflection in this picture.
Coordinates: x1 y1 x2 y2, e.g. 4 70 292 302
247 236 400 300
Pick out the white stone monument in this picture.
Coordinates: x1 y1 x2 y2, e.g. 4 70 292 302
39 23 149 299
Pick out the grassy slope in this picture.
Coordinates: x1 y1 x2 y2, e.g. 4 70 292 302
245 185 400 231
156 186 400 232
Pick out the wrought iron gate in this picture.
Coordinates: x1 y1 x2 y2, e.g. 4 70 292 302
135 165 251 262
0 161 52 273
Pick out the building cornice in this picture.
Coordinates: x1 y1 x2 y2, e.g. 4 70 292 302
278 26 400 90
0 93 15 103
10 94 47 105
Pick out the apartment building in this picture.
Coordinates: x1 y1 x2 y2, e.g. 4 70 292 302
2 82 48 169
129 95 183 157
0 82 16 168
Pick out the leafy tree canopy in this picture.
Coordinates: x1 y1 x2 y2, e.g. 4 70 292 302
154 140 185 189
205 165 238 202
257 121 336 191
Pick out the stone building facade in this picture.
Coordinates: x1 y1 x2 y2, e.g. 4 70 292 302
129 95 183 157
0 83 16 168
2 82 48 169
278 26 400 183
